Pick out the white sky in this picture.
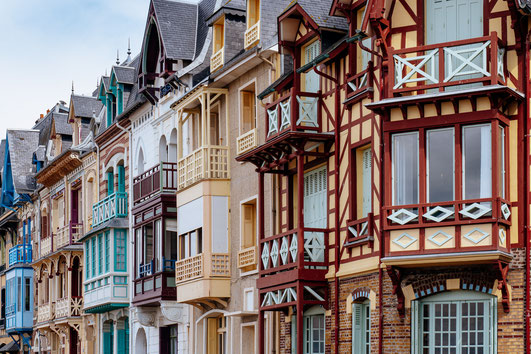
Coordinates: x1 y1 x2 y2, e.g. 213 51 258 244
0 0 199 139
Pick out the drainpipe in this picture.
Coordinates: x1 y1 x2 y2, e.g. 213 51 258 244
524 27 530 354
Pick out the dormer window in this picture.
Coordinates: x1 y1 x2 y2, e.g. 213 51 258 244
245 0 260 48
211 17 225 72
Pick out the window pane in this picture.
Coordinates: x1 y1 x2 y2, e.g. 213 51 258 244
463 125 491 199
393 132 419 205
427 128 454 202
498 126 505 199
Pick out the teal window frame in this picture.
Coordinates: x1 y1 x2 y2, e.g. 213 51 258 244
91 238 96 277
114 230 127 272
105 231 110 273
352 300 371 354
411 290 497 354
98 234 103 275
117 165 125 193
85 242 90 280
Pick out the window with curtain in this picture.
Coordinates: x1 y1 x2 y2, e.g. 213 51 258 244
392 124 505 207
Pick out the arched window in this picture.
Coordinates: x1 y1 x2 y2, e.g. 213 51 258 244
137 148 145 175
412 290 497 353
168 129 178 163
159 135 168 163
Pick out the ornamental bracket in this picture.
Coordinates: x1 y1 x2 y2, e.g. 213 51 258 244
387 266 405 318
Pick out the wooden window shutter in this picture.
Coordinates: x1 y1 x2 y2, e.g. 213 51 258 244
242 203 256 248
241 91 256 132
107 171 114 196
362 148 372 217
118 165 125 193
352 303 364 353
207 318 218 353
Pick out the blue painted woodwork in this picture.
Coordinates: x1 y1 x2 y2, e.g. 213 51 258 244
107 171 115 196
92 192 128 228
5 267 33 332
1 136 16 208
8 244 32 267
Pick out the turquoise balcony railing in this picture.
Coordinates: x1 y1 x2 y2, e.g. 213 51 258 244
92 192 128 228
8 244 32 267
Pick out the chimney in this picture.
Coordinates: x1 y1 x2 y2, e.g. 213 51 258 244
46 109 50 114
40 114 44 119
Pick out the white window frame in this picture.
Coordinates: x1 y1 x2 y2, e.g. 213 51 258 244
426 127 455 203
392 131 420 206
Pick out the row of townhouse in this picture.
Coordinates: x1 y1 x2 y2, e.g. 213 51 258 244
0 0 530 353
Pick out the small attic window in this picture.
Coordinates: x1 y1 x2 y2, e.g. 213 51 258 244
213 17 225 53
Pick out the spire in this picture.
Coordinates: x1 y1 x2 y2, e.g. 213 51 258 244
116 50 120 65
125 38 132 65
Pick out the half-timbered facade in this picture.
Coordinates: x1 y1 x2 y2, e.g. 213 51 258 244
238 0 531 352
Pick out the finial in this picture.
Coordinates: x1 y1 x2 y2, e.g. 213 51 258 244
127 38 131 56
71 81 74 94
116 50 120 65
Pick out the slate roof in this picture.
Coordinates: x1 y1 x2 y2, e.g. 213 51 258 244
284 0 348 31
52 113 72 136
6 130 40 194
518 0 531 13
0 140 5 178
112 66 136 84
102 76 110 92
195 0 218 58
221 0 246 10
152 0 198 61
71 95 103 119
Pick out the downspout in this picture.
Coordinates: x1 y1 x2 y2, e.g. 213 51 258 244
524 26 530 354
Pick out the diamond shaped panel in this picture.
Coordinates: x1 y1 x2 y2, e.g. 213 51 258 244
388 208 418 225
463 228 489 244
270 240 279 267
427 230 453 246
289 235 298 263
280 236 289 265
459 203 491 219
501 203 511 220
261 243 270 269
499 229 506 245
392 232 417 249
423 206 454 222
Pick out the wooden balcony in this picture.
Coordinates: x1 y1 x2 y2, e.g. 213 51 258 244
174 253 231 303
177 145 229 190
344 214 374 249
56 222 84 249
238 246 257 270
40 235 53 258
211 47 224 72
244 21 260 49
133 260 176 306
389 32 506 96
266 90 321 142
55 297 83 319
8 244 32 267
345 63 373 103
382 197 512 266
84 274 129 312
236 128 257 155
92 192 128 228
37 303 53 323
257 228 328 297
133 162 178 206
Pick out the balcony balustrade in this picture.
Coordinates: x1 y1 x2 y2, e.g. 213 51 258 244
92 192 128 228
8 244 32 266
55 296 83 318
211 48 224 72
37 303 53 323
383 197 511 260
175 253 230 282
266 90 321 141
133 162 178 205
389 32 506 96
133 258 177 304
56 222 84 249
259 228 328 281
346 63 373 101
238 246 257 269
177 145 229 189
244 21 260 49
40 235 53 258
236 128 258 155
344 213 374 248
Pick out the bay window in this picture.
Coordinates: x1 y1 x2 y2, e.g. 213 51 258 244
391 123 506 207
